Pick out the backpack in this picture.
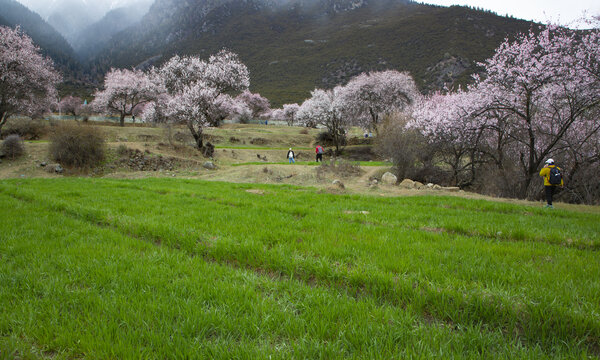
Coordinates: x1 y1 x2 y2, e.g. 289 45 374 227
317 146 323 154
549 167 562 185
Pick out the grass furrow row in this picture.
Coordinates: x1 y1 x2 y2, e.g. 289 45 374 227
2 193 560 359
1 179 599 355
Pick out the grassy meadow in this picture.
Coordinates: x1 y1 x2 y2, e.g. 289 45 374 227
1 177 599 358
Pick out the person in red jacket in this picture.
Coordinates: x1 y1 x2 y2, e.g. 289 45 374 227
539 158 563 208
315 145 323 162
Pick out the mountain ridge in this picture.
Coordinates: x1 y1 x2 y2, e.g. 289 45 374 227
89 0 535 105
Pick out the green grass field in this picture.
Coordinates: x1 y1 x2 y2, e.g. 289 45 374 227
1 178 599 359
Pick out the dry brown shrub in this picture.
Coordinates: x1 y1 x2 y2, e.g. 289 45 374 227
3 118 48 140
49 123 105 169
1 134 25 159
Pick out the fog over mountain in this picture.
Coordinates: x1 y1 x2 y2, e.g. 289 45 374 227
15 0 150 44
16 0 144 20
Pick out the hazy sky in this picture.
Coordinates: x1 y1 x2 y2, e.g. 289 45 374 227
418 0 600 27
16 0 600 28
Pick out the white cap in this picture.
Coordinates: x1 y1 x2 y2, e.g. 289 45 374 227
545 158 554 164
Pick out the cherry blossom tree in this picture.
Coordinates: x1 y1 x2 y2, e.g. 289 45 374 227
411 90 490 186
296 87 349 153
340 70 420 134
410 23 600 199
58 96 84 118
470 25 600 197
156 50 250 151
282 103 300 126
235 90 270 120
0 26 60 136
93 68 163 127
268 103 300 125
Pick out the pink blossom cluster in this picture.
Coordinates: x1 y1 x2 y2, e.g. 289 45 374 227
411 22 600 196
0 26 60 134
339 70 420 132
151 50 250 148
93 68 164 126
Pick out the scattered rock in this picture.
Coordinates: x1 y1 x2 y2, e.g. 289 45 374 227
414 181 424 189
426 183 434 188
433 184 442 190
203 161 217 170
115 148 176 171
44 163 62 174
399 178 415 188
381 172 398 185
40 161 47 167
332 179 345 189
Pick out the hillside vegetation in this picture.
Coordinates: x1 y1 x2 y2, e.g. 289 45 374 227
90 0 535 105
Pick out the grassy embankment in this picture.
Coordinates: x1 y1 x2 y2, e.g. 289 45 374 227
1 178 599 358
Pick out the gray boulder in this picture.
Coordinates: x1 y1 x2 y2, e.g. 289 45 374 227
399 178 415 188
203 161 217 170
381 172 398 185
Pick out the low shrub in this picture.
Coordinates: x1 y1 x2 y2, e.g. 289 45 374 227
49 124 105 169
116 144 129 156
1 134 25 159
315 131 347 147
2 119 48 140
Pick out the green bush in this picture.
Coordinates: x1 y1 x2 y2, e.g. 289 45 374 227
49 124 105 168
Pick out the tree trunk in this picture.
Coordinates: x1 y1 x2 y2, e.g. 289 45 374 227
0 112 7 138
187 121 203 149
119 113 126 127
369 108 379 135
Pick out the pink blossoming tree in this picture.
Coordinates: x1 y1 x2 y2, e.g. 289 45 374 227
235 90 270 120
471 25 600 197
412 23 600 199
340 70 420 134
297 87 349 153
157 50 250 151
93 68 163 127
0 26 60 136
58 96 84 118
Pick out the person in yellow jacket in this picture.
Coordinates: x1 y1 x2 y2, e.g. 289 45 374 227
539 158 563 208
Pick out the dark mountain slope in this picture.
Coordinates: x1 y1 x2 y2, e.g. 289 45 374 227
0 0 82 78
91 0 535 105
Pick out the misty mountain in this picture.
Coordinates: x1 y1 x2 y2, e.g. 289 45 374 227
15 0 150 46
45 0 98 45
0 0 81 78
89 0 534 106
72 0 153 61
